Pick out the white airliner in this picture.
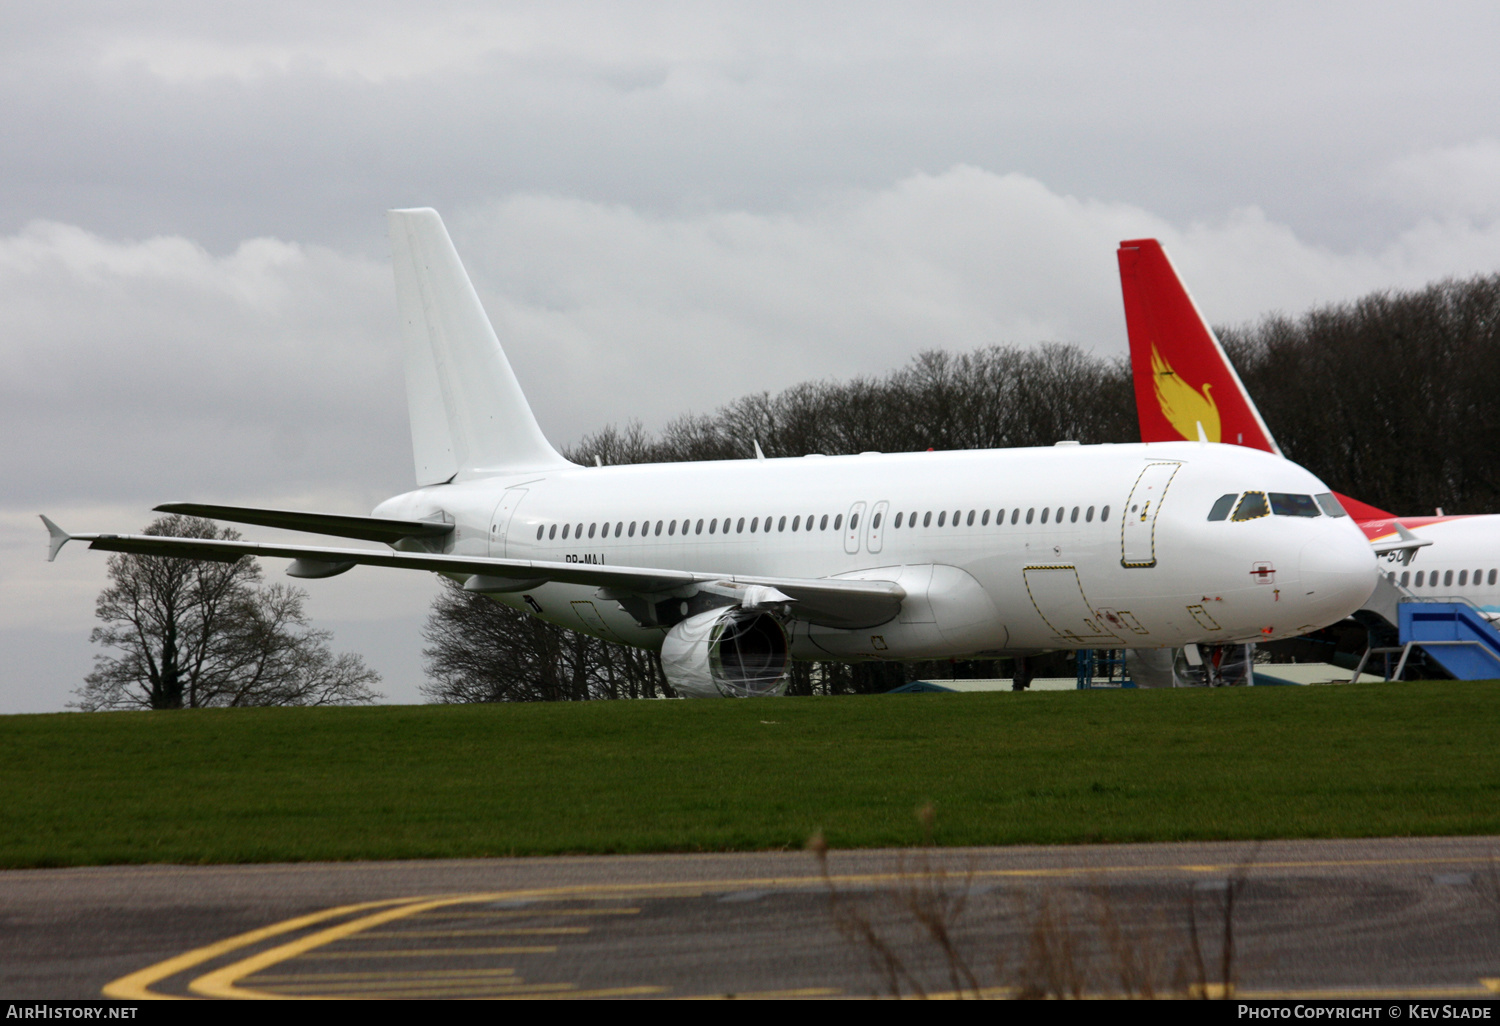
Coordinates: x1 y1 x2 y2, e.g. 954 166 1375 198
1118 236 1500 623
42 210 1378 697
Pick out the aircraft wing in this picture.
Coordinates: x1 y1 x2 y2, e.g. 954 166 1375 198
41 520 904 629
152 503 454 544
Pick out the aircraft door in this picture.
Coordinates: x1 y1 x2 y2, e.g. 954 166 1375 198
1023 566 1122 643
867 501 890 554
489 488 528 557
1121 462 1181 568
844 501 868 555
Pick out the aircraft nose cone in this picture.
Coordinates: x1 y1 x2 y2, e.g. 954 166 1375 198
1299 530 1378 624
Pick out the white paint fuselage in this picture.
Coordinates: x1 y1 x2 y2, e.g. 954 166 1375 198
374 441 1377 659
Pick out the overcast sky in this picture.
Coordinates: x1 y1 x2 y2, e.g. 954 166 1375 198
6 1 1500 712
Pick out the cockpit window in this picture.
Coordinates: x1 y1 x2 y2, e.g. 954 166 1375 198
1314 492 1347 517
1269 493 1320 517
1207 494 1237 521
1231 491 1269 521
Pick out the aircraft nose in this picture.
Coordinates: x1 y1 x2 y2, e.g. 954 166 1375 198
1299 528 1378 623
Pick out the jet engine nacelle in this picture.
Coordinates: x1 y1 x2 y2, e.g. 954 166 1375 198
660 606 791 698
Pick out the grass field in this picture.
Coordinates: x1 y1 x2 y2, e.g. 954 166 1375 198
1 681 1496 868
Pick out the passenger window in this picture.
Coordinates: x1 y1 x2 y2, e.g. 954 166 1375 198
895 512 904 528
1315 493 1348 517
923 512 932 527
967 510 975 526
668 520 677 536
1026 508 1035 524
952 509 960 525
1070 507 1079 523
1444 570 1453 587
1011 509 1020 524
588 523 597 538
835 515 844 531
692 519 700 535
1400 571 1410 587
1101 505 1110 522
938 511 946 527
562 524 571 540
1056 507 1065 522
750 517 759 532
872 512 882 529
1415 571 1424 586
981 510 990 526
850 513 859 530
792 515 801 531
628 522 637 537
737 517 745 533
779 516 787 531
1459 570 1468 586
1041 507 1049 524
1207 494 1236 521
1270 493 1320 517
820 514 829 530
537 525 545 540
1491 569 1498 586
655 521 663 536
1087 506 1095 522
708 519 717 534
1231 492 1270 521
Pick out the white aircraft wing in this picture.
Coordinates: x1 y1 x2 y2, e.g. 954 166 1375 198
151 502 455 544
41 519 904 629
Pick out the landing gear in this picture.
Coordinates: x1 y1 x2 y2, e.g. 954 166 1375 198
1011 656 1032 691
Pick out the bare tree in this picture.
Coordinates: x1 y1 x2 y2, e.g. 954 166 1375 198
76 514 382 711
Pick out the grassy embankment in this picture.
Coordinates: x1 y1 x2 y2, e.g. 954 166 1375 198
1 681 1496 868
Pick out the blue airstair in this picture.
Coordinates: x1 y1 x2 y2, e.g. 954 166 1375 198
1353 599 1500 681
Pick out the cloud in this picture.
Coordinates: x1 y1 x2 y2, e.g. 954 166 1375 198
0 220 408 508
1374 138 1500 222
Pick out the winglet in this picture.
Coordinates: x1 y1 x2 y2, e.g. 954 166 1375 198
40 515 72 562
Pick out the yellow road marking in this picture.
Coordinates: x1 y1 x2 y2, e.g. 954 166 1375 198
1481 979 1499 993
486 986 668 1000
256 981 575 997
300 946 557 958
250 969 518 983
411 908 640 919
101 896 417 1001
108 852 1500 1000
358 927 590 937
187 894 515 999
681 988 844 1000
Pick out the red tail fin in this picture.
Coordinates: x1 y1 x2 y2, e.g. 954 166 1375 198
1118 239 1280 454
1331 492 1395 521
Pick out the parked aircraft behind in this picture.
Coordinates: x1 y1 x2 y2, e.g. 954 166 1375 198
39 212 1378 698
1118 237 1500 621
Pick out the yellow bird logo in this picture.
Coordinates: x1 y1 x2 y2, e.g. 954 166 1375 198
1151 344 1220 443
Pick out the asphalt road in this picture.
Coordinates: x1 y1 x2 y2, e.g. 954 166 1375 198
2 836 1499 999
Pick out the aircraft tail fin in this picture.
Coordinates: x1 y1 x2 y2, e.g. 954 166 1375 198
1117 239 1281 455
388 208 571 485
1331 492 1395 521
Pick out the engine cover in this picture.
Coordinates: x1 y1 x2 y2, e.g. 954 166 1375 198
660 607 791 698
